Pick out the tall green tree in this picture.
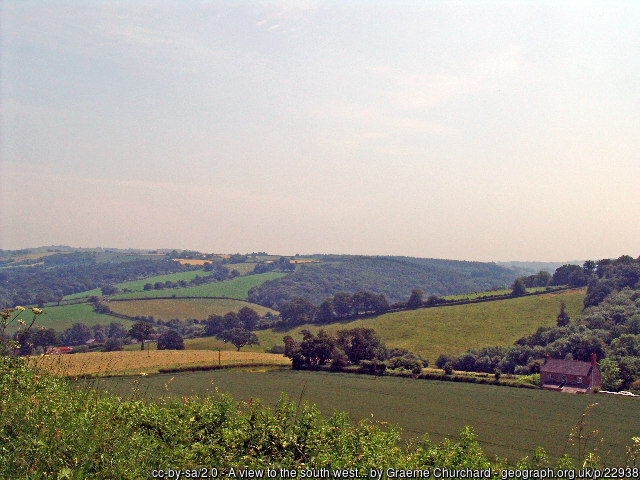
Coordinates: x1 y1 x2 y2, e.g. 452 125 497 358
407 289 423 308
157 330 184 350
128 321 155 351
556 301 570 327
237 307 259 330
219 328 259 351
511 279 527 296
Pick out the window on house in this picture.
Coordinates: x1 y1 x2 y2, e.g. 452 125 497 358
577 376 582 384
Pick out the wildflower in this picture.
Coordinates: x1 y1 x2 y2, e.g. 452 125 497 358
16 306 26 311
31 307 43 315
18 319 24 325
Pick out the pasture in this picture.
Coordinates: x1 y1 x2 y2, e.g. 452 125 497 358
90 368 636 465
253 289 586 361
224 263 257 275
35 350 290 376
108 298 276 321
111 272 286 300
443 286 548 300
3 303 129 334
115 269 209 291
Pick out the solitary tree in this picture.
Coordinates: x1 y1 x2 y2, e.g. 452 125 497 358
511 279 527 296
219 328 259 351
408 289 423 309
128 321 155 351
556 301 570 327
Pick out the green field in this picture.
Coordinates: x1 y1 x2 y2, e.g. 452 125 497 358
91 368 636 465
109 298 276 321
116 269 208 291
62 270 212 299
443 286 548 300
253 289 586 361
4 303 132 334
63 288 103 300
224 263 257 275
110 272 286 300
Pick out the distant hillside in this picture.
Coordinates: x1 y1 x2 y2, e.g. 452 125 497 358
248 255 524 308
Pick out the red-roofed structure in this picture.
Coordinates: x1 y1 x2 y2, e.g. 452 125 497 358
540 354 601 394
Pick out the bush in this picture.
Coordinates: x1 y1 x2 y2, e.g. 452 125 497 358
157 330 185 350
103 338 122 352
266 345 285 354
389 355 423 374
443 362 454 375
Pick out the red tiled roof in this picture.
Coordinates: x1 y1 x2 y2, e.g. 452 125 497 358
540 358 594 376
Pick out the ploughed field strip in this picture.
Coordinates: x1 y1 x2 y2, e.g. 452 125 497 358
91 368 637 465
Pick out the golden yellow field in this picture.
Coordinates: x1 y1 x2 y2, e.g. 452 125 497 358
32 350 290 376
172 259 213 265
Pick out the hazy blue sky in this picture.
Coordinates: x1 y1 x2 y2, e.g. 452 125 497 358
1 1 639 261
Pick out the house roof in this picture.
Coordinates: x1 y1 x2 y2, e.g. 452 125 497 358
540 358 594 377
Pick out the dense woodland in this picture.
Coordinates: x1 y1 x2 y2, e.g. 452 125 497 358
248 255 525 308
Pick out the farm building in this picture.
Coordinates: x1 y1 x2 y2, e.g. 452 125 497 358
540 354 601 394
45 346 73 355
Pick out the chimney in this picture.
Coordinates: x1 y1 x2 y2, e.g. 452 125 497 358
591 353 597 366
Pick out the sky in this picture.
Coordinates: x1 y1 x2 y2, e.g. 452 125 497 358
1 1 639 262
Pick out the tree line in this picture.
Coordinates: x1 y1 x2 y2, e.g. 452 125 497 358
283 327 427 375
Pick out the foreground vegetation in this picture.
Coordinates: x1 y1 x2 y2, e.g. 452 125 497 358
92 368 640 465
3 355 638 479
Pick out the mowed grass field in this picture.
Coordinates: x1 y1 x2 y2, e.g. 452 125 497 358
4 303 131 334
443 286 548 301
253 289 586 361
90 368 637 465
34 350 290 376
108 298 276 321
110 272 286 300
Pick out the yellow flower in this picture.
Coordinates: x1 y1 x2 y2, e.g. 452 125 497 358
16 306 26 311
31 307 43 315
18 319 24 325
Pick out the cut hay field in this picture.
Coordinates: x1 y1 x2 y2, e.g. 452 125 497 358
34 350 290 376
172 259 216 266
90 368 637 465
4 303 130 334
253 289 586 362
108 298 276 321
111 272 286 300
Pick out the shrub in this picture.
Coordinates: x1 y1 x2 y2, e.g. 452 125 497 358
103 338 122 352
266 345 285 354
443 362 454 375
389 355 423 374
